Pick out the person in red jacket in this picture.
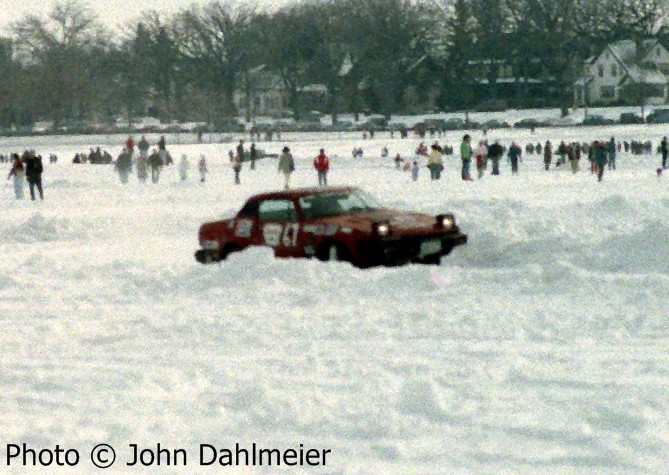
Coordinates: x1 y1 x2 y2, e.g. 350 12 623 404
314 148 330 186
126 135 135 154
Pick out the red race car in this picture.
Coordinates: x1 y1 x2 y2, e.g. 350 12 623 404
195 186 467 267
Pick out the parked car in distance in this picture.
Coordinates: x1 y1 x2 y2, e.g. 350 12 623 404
330 120 355 132
646 109 669 124
366 114 388 128
442 118 467 130
514 118 550 129
582 114 616 126
482 119 510 129
195 186 467 268
546 116 577 126
619 112 645 124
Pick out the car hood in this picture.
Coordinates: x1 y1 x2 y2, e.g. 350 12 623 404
319 209 444 235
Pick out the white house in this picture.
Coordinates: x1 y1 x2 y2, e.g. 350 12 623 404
233 66 328 119
233 65 287 118
574 39 669 107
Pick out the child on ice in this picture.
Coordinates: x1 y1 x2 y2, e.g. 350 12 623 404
198 155 208 182
411 161 419 181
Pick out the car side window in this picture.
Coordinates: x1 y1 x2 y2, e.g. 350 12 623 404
258 199 298 222
299 194 346 219
238 200 259 217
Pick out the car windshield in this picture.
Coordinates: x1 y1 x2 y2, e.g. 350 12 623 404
299 189 381 219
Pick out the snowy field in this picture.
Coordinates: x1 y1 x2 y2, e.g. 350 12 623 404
1 122 669 474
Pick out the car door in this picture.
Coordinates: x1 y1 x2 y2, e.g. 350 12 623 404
231 199 259 249
255 199 302 257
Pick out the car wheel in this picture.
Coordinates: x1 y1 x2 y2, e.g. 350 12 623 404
220 243 242 260
421 254 441 265
194 250 209 264
195 249 221 264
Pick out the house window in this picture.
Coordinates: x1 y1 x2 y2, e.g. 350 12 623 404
598 65 604 77
601 86 615 98
611 65 617 77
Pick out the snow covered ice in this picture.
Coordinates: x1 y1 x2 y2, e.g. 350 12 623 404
1 122 668 473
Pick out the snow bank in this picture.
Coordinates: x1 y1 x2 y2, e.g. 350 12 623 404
1 124 668 473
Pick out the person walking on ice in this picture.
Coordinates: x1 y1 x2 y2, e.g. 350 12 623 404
607 136 617 170
149 148 163 184
115 147 133 184
232 153 242 185
475 140 488 179
179 154 190 181
411 160 419 181
7 153 25 199
198 155 208 182
594 140 608 182
426 144 443 180
543 140 552 171
507 141 522 175
314 148 330 186
278 146 295 189
24 151 44 200
460 134 474 180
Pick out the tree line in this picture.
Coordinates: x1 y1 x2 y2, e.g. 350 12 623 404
0 0 667 131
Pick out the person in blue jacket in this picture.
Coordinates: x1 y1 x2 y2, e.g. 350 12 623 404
607 137 616 170
594 140 608 182
507 142 522 175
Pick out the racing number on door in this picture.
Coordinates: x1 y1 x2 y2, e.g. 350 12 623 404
263 223 298 247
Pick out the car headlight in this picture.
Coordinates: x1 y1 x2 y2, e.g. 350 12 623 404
373 222 391 237
436 214 455 229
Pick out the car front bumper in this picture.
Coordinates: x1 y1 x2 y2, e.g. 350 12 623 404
356 232 468 266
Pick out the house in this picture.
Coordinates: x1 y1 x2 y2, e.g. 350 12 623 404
233 66 327 119
574 39 669 107
233 65 287 119
466 57 557 107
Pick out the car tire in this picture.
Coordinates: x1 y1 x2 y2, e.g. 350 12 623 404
417 254 441 265
220 243 242 260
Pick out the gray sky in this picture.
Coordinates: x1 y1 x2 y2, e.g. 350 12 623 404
0 0 295 33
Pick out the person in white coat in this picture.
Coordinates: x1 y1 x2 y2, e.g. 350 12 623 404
179 154 190 181
7 153 25 199
277 146 295 189
475 140 488 179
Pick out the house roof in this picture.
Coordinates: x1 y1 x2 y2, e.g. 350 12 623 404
605 39 667 85
607 39 659 65
624 64 667 84
574 38 669 86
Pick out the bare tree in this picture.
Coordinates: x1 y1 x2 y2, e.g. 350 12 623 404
175 1 260 123
12 0 109 127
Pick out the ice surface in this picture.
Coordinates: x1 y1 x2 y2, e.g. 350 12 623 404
1 123 668 473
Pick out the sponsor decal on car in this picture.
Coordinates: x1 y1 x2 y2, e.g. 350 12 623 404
303 224 338 236
263 223 283 246
235 219 253 238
